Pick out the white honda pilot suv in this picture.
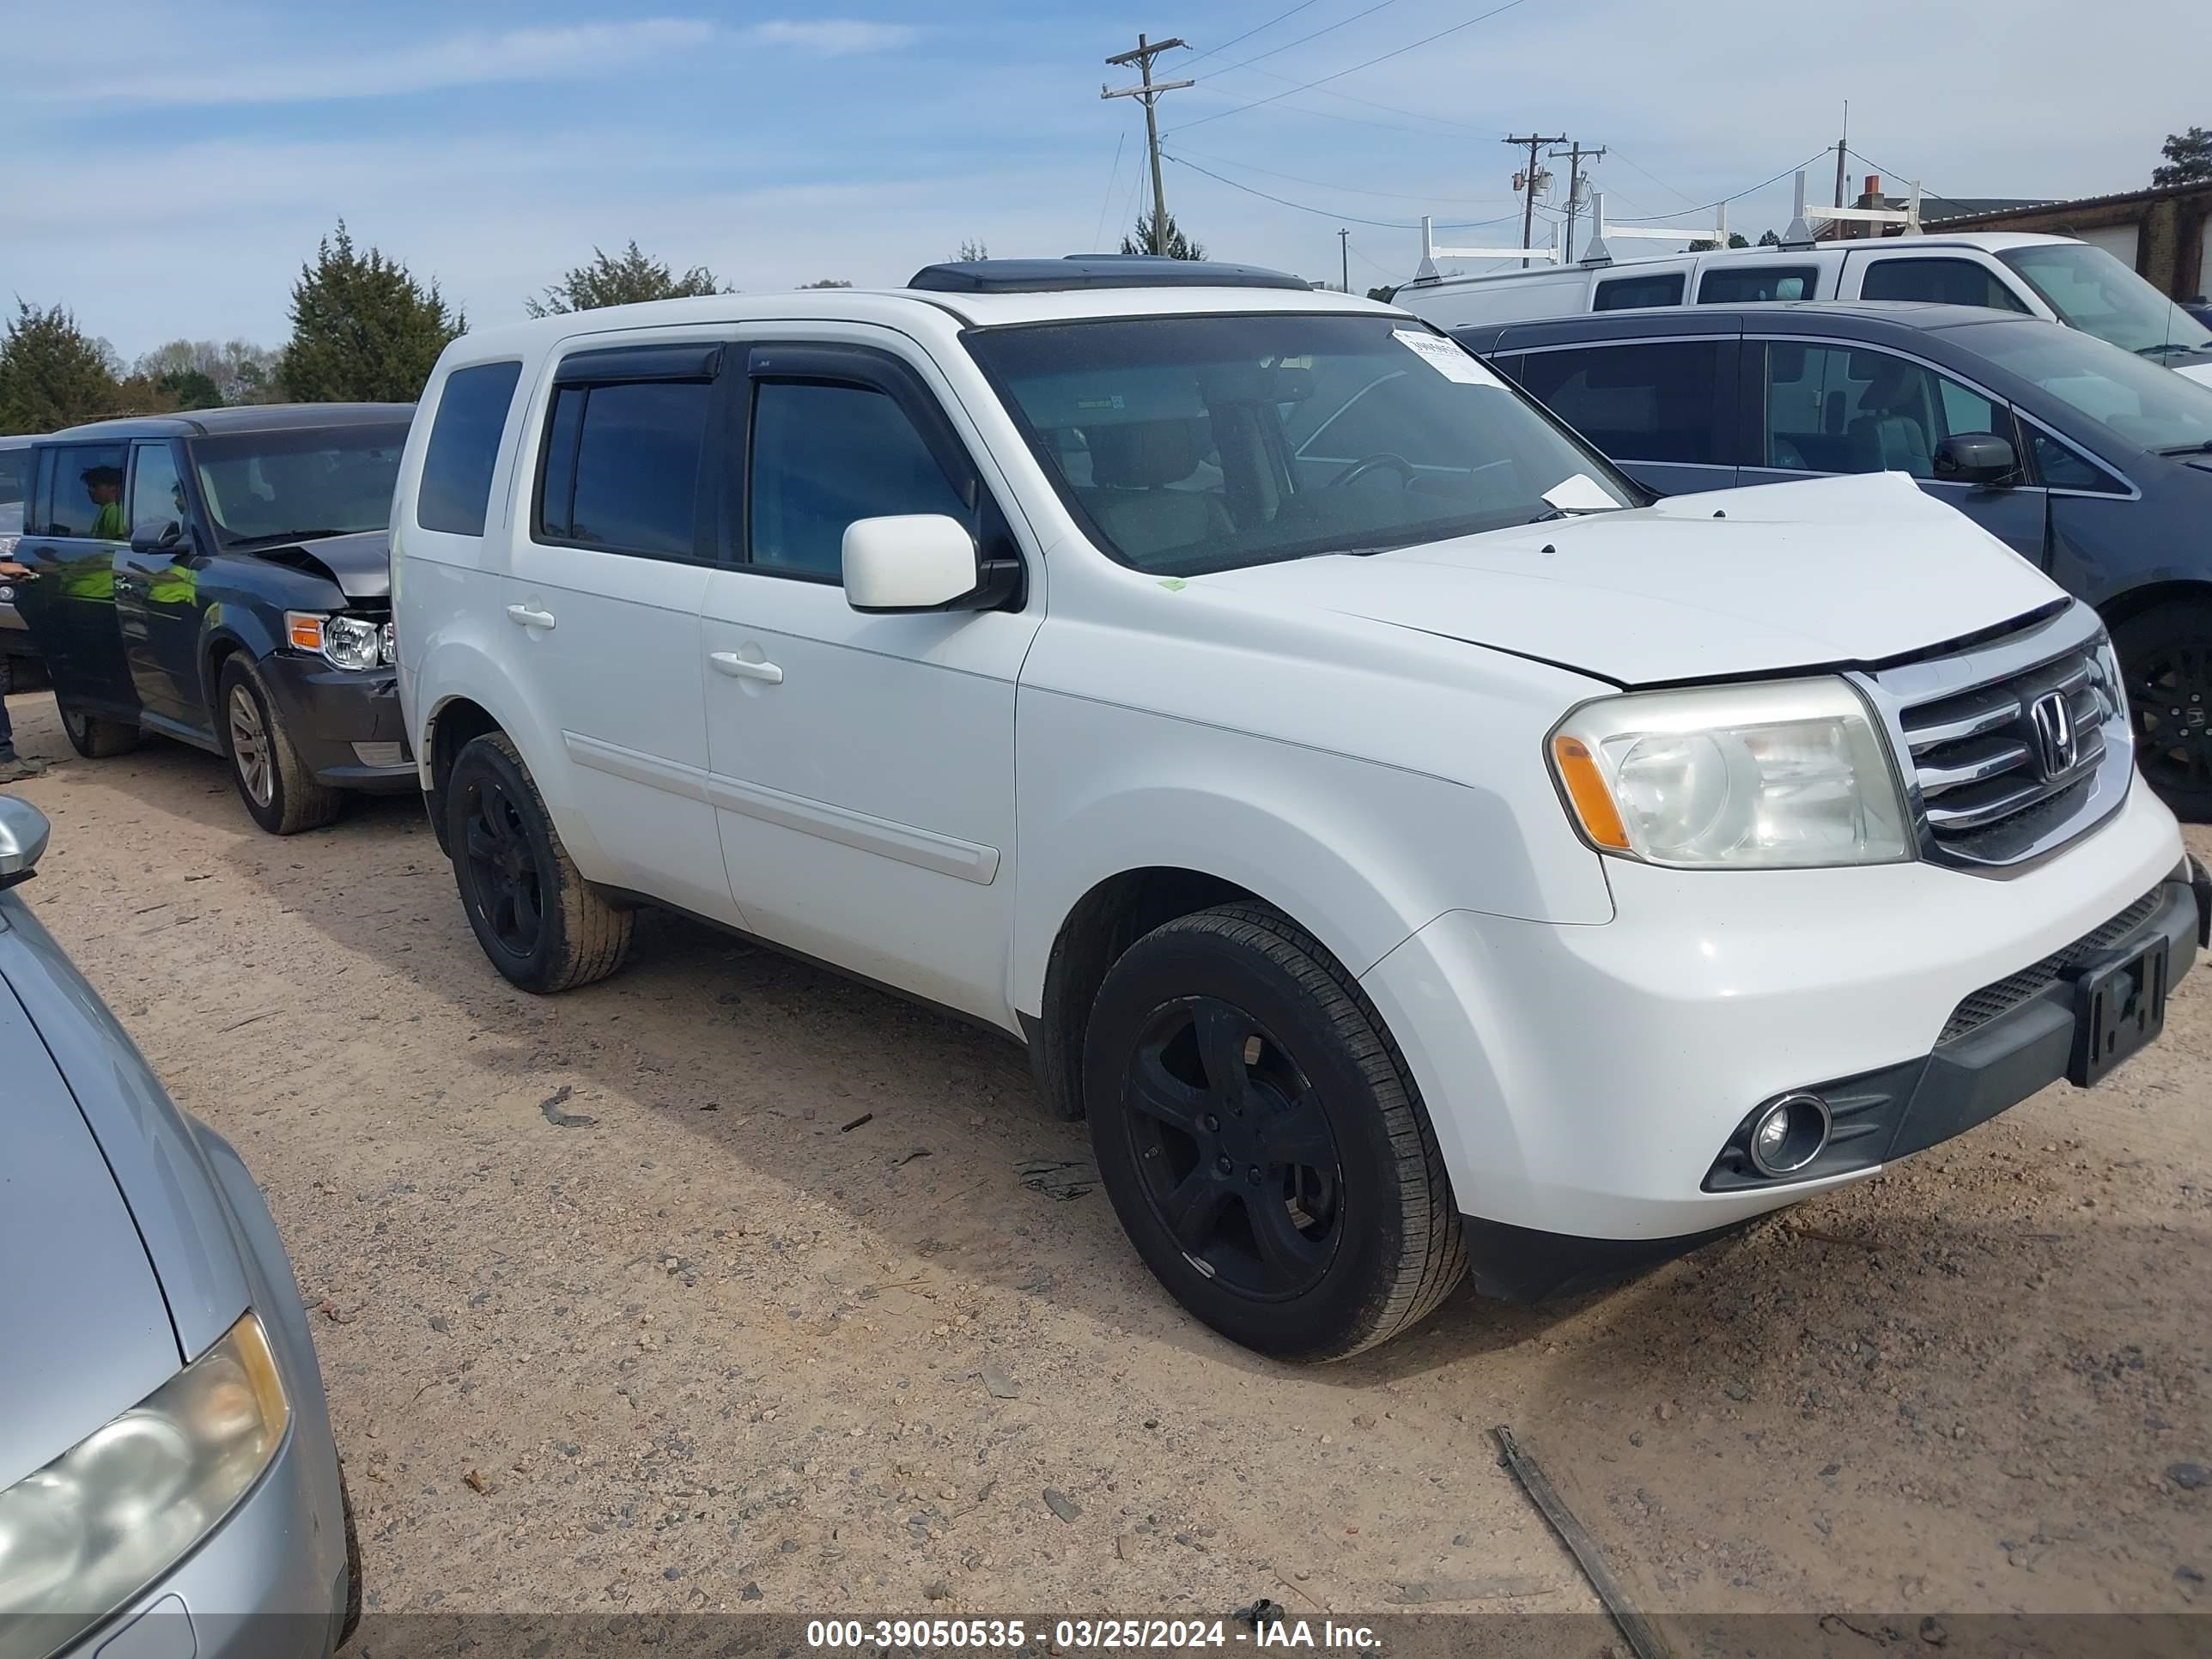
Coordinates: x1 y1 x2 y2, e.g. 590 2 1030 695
392 257 2209 1360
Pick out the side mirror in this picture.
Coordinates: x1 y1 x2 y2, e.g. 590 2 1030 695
129 519 183 554
0 796 51 890
1933 432 2019 488
842 514 984 614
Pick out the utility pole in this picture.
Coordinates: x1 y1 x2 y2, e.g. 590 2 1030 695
1550 140 1605 263
1833 99 1850 218
1339 228 1349 293
1103 35 1193 255
1505 134 1566 268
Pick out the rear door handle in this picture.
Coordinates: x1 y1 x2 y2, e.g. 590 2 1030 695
506 604 556 630
709 651 782 684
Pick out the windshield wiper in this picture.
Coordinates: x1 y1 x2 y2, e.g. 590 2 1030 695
2156 440 2212 457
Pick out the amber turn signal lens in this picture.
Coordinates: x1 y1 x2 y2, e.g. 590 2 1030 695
285 612 324 651
1551 733 1632 851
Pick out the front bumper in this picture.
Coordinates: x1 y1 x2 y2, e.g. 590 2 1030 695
1360 784 2197 1256
256 654 414 793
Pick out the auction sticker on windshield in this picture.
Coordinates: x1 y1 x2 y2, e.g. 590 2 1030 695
1391 328 1503 387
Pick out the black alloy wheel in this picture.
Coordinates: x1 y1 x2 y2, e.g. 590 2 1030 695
1121 996 1343 1300
459 766 546 961
2115 602 2212 822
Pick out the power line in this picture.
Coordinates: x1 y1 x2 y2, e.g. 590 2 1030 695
1188 0 1401 82
1166 0 1536 137
1621 149 1836 222
1092 131 1127 252
1847 145 1940 204
1163 150 1522 231
1167 142 1518 208
1601 149 1702 210
1182 0 1329 67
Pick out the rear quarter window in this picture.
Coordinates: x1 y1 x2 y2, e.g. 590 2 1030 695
417 361 524 536
1594 272 1686 311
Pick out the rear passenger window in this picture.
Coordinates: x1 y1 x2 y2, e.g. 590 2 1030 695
1860 258 2032 312
747 381 968 580
418 361 522 536
1698 266 1818 303
537 379 712 559
42 444 130 538
1515 342 1723 465
1594 272 1685 311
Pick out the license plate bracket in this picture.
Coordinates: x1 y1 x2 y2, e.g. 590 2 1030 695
2066 941 2169 1087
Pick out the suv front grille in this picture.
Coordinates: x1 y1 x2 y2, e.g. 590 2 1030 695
1857 606 2131 873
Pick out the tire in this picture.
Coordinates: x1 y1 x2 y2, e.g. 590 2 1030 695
1083 902 1468 1360
58 704 141 759
2113 601 2212 823
218 658 343 836
337 1466 362 1649
445 731 632 993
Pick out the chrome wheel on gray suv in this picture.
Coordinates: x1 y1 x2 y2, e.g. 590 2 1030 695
216 659 342 836
1085 902 1468 1360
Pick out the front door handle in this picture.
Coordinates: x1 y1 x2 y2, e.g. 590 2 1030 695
506 604 556 630
709 651 783 684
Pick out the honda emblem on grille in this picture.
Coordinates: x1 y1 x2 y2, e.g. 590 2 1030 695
2029 690 2078 778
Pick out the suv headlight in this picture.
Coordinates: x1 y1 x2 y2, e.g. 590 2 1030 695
1549 678 1911 869
287 611 390 671
0 1312 289 1657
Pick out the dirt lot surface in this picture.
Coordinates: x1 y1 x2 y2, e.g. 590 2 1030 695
6 688 2209 1640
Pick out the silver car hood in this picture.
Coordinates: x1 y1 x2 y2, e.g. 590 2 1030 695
0 965 179 1491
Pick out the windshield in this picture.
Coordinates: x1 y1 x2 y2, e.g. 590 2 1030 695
191 425 407 545
1968 319 2212 453
1997 243 2212 358
967 313 1634 576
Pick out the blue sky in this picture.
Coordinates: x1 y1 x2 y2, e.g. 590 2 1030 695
9 0 2200 361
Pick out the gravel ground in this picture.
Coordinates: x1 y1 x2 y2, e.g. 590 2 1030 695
5 688 2208 1635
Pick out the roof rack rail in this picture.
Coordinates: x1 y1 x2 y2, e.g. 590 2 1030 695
907 255 1314 295
1409 217 1561 285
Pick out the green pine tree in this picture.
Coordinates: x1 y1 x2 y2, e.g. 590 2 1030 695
526 241 727 316
277 222 465 403
0 301 124 431
1121 209 1206 260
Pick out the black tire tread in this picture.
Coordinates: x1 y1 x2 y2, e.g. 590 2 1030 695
1121 900 1468 1359
222 659 343 835
61 705 142 759
465 732 632 993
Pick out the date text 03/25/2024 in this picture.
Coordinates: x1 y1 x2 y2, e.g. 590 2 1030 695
804 1618 1382 1650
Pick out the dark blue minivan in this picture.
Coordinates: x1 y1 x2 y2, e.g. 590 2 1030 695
1449 301 2212 818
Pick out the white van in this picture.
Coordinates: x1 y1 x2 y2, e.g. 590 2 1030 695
390 257 2203 1359
1397 233 2212 386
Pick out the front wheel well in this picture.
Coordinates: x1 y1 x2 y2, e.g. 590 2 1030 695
1025 866 1256 1120
2099 580 2212 635
423 697 504 853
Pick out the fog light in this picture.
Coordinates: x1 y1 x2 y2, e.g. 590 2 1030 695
1747 1092 1830 1177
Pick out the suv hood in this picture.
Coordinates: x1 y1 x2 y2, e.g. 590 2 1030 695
252 528 390 599
2176 361 2212 389
1205 472 2063 685
0 963 180 1491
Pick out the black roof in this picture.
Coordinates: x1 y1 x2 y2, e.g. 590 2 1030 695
908 255 1313 295
47 403 414 442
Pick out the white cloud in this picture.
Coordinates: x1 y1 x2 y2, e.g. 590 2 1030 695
744 19 921 56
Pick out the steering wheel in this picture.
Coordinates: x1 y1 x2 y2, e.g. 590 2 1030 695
1325 453 1418 490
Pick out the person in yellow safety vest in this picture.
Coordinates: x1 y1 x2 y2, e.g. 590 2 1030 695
83 465 128 541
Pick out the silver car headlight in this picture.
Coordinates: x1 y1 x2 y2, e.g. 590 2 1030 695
1549 678 1911 869
287 611 388 672
0 1312 289 1659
